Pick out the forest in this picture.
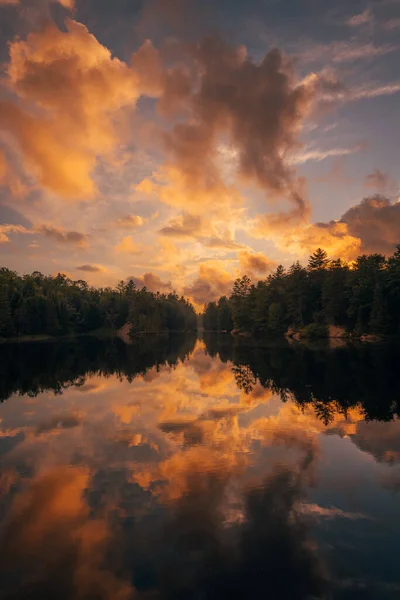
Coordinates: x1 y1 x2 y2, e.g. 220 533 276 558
203 247 400 338
0 269 197 338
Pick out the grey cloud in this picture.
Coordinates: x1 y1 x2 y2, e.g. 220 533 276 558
75 264 103 272
364 169 389 191
38 224 87 245
340 195 400 254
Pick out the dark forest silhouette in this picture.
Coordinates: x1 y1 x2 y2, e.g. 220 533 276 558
203 247 400 338
0 269 197 338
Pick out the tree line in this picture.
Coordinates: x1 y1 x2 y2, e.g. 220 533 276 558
0 268 197 338
203 247 400 338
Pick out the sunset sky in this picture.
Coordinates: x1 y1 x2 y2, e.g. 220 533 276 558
0 0 399 307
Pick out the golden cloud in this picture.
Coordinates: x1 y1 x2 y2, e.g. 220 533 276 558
253 217 362 261
0 19 140 198
129 272 173 292
114 236 141 254
238 250 277 276
116 214 145 229
183 262 234 306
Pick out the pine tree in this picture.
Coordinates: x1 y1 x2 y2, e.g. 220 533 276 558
308 248 329 271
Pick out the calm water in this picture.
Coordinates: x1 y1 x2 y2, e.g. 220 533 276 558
1 334 400 600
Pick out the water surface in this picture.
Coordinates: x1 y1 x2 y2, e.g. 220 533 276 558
1 334 400 599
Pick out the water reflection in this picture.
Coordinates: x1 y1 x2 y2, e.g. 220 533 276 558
1 335 400 599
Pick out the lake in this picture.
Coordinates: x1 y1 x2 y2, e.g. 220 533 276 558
1 333 400 599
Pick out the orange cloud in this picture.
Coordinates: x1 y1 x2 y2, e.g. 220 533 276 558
0 0 74 5
129 272 173 292
114 236 141 254
0 19 140 198
253 217 362 261
183 262 233 306
116 214 145 229
238 250 277 277
0 223 32 244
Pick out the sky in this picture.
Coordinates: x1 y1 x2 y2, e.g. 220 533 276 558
0 0 399 307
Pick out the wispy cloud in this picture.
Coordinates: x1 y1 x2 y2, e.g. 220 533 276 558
383 18 400 30
290 143 365 165
346 9 373 27
299 40 398 64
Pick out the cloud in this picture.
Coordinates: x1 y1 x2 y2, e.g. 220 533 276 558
238 250 277 276
0 150 28 197
252 217 362 261
290 143 364 165
300 40 398 64
159 212 244 250
159 213 203 238
340 195 400 254
129 272 173 292
0 19 140 198
75 264 105 273
383 18 400 30
115 236 141 254
183 262 233 305
349 82 400 100
38 224 87 246
0 0 74 5
136 37 336 223
165 38 318 219
0 223 32 243
116 215 145 228
364 169 390 191
254 194 400 259
346 9 372 27
203 237 245 250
